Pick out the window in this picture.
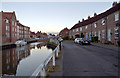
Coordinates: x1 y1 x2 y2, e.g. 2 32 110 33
5 19 9 23
76 28 78 32
15 22 16 26
95 31 97 37
94 23 97 28
114 27 119 39
12 21 14 26
73 29 74 32
6 32 10 38
101 19 105 25
115 13 119 21
80 27 82 31
85 26 88 29
12 27 14 32
102 30 105 38
66 32 68 34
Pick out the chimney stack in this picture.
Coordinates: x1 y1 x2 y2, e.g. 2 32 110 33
78 20 80 23
88 16 90 19
94 13 97 17
82 18 84 22
112 1 118 7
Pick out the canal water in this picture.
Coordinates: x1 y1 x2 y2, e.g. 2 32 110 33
0 42 53 76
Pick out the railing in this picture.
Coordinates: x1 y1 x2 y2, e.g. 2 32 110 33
30 43 60 78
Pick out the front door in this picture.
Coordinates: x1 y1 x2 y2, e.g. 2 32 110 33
98 31 100 40
108 29 111 41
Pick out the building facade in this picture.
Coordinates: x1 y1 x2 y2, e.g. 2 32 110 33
0 11 30 45
69 3 120 45
59 27 69 39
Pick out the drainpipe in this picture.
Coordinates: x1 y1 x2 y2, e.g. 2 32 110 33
105 17 108 43
91 24 92 39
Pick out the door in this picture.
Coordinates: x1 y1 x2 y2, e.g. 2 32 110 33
98 31 100 40
108 29 111 41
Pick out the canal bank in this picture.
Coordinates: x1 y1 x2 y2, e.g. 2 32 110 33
0 39 46 50
0 41 54 76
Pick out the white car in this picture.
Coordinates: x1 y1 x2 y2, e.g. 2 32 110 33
74 38 81 43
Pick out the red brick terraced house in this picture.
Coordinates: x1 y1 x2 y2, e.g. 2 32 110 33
69 3 120 45
0 11 30 45
59 27 69 39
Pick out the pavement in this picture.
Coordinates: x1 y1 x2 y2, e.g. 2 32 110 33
49 41 119 77
91 42 119 52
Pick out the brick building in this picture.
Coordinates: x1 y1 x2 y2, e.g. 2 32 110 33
69 3 120 45
0 11 30 45
59 27 69 39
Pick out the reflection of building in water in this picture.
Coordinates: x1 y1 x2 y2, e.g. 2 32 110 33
2 45 30 76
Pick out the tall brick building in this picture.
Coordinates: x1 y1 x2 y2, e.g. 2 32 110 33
0 11 30 45
69 3 120 45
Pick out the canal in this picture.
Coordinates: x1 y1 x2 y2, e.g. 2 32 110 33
0 42 53 76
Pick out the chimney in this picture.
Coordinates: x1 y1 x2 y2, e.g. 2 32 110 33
112 1 118 7
1 11 3 12
82 18 84 22
78 20 80 23
94 13 97 17
88 16 90 19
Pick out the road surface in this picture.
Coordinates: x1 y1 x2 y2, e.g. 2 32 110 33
62 41 118 76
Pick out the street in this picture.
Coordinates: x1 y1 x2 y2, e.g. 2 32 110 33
62 41 118 76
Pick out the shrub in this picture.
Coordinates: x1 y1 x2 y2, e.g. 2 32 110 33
61 37 65 40
65 36 69 40
91 36 98 42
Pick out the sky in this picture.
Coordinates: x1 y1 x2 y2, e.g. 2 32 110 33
1 0 119 34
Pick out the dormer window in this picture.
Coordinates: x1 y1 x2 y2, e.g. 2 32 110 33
94 23 97 28
85 26 88 29
101 19 105 25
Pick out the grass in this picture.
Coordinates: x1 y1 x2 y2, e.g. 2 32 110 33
46 72 50 77
47 41 57 46
47 66 55 72
56 56 62 59
58 52 62 54
54 65 60 69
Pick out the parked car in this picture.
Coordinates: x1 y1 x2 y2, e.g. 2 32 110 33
74 38 81 43
79 38 90 45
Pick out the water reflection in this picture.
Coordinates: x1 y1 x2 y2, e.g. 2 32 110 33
2 45 30 76
0 42 53 76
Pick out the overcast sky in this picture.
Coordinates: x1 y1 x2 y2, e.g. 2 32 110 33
1 0 119 34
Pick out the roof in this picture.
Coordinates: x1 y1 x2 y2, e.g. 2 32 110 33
2 12 14 20
59 27 69 34
70 3 120 30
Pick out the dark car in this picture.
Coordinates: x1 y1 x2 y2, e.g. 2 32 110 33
79 38 90 45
